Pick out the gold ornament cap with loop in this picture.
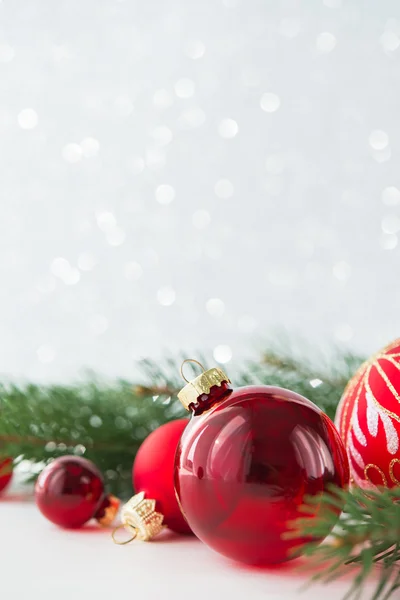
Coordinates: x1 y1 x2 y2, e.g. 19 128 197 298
177 359 231 412
112 492 165 545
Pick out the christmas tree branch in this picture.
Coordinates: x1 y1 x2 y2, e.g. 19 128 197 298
0 344 363 498
291 486 400 600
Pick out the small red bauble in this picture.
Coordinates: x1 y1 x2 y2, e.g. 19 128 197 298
0 457 13 494
174 365 349 565
35 456 118 528
336 339 400 491
133 419 192 534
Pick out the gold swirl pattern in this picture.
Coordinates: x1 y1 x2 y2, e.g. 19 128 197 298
343 339 400 487
364 463 388 488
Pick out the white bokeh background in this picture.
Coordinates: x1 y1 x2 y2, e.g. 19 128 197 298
1 0 399 381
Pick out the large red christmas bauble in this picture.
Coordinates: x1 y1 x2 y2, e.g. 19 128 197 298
335 339 400 490
133 419 192 534
35 456 116 528
0 457 13 494
174 367 349 565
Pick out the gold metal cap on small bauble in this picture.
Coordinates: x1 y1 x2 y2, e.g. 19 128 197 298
177 359 230 411
112 492 165 545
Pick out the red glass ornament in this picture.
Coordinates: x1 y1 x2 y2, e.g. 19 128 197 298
336 338 400 490
0 457 13 494
175 381 349 565
35 456 112 528
133 419 192 534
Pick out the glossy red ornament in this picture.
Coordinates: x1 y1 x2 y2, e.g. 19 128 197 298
175 370 349 565
133 419 192 534
35 456 117 528
335 339 400 491
0 457 13 494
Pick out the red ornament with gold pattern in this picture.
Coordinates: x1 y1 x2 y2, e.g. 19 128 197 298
174 360 349 565
336 338 400 490
35 456 119 528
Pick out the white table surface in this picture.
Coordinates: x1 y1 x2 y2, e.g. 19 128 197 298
1 483 371 600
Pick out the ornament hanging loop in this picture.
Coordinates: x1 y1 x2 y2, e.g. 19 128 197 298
180 359 206 383
112 524 138 546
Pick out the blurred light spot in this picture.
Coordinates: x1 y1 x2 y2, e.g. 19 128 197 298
90 314 109 335
114 95 134 117
206 298 225 317
96 211 117 232
0 44 14 62
45 442 57 452
37 345 56 363
185 40 205 59
369 129 389 150
380 233 398 250
74 445 86 455
316 32 337 53
151 126 173 146
177 107 206 129
146 147 166 169
78 253 96 271
36 276 56 294
323 0 341 7
115 416 128 429
310 378 323 388
153 88 174 109
333 260 352 282
372 147 392 163
124 261 143 281
279 18 301 38
157 286 176 306
380 30 400 53
260 93 280 113
156 184 175 205
238 315 257 333
51 257 71 278
215 179 234 198
18 108 38 129
174 78 195 98
213 344 232 363
80 137 100 158
192 209 211 229
106 227 126 246
382 214 400 234
62 143 83 163
128 156 145 175
218 118 238 139
382 186 400 206
265 154 285 174
334 324 354 342
90 415 103 428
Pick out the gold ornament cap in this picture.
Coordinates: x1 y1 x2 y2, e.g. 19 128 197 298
177 359 231 411
112 492 165 545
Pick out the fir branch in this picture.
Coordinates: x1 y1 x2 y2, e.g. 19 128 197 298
0 344 363 498
291 486 400 600
0 378 186 498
